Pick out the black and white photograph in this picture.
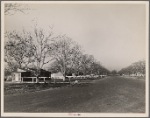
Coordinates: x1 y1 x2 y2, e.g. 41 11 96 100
1 1 149 117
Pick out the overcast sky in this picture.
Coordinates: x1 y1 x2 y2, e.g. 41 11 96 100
5 2 147 71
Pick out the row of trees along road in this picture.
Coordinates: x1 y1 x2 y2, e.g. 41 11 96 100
4 3 110 81
5 26 110 81
118 60 145 76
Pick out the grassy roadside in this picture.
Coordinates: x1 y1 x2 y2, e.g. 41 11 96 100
121 76 145 80
4 77 103 95
4 83 70 95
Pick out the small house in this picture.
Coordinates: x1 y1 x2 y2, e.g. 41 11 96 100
12 68 51 83
51 72 65 81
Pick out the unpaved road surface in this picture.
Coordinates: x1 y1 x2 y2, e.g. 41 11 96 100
4 76 145 113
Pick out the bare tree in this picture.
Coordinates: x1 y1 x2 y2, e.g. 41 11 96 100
4 3 30 15
48 61 61 73
118 60 145 76
5 26 56 82
50 35 79 80
111 70 117 75
49 44 110 77
27 26 55 82
69 43 83 76
79 54 109 76
5 31 35 70
78 54 95 75
90 61 103 75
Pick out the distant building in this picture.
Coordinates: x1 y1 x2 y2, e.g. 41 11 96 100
12 68 51 83
51 72 65 81
130 72 145 77
122 72 145 77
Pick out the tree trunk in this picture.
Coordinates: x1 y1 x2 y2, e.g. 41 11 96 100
36 76 39 83
77 71 79 76
63 72 66 81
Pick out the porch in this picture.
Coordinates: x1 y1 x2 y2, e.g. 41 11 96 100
20 77 51 83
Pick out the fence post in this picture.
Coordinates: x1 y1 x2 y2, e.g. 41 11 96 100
32 78 34 83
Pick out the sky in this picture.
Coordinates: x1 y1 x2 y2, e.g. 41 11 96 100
4 2 147 71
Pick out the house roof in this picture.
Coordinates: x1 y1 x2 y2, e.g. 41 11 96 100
51 72 63 77
14 68 50 73
17 68 27 72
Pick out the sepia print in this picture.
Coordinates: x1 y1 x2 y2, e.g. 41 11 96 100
1 1 149 117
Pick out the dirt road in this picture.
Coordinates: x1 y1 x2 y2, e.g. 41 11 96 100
4 76 145 113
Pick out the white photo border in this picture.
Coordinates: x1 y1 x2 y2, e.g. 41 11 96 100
1 1 149 117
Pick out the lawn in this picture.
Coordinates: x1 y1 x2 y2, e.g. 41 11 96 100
4 76 103 95
4 83 70 95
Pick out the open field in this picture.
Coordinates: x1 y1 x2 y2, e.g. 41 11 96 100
4 76 145 113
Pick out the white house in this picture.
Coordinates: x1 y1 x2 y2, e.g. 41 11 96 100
51 72 65 81
12 68 26 82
